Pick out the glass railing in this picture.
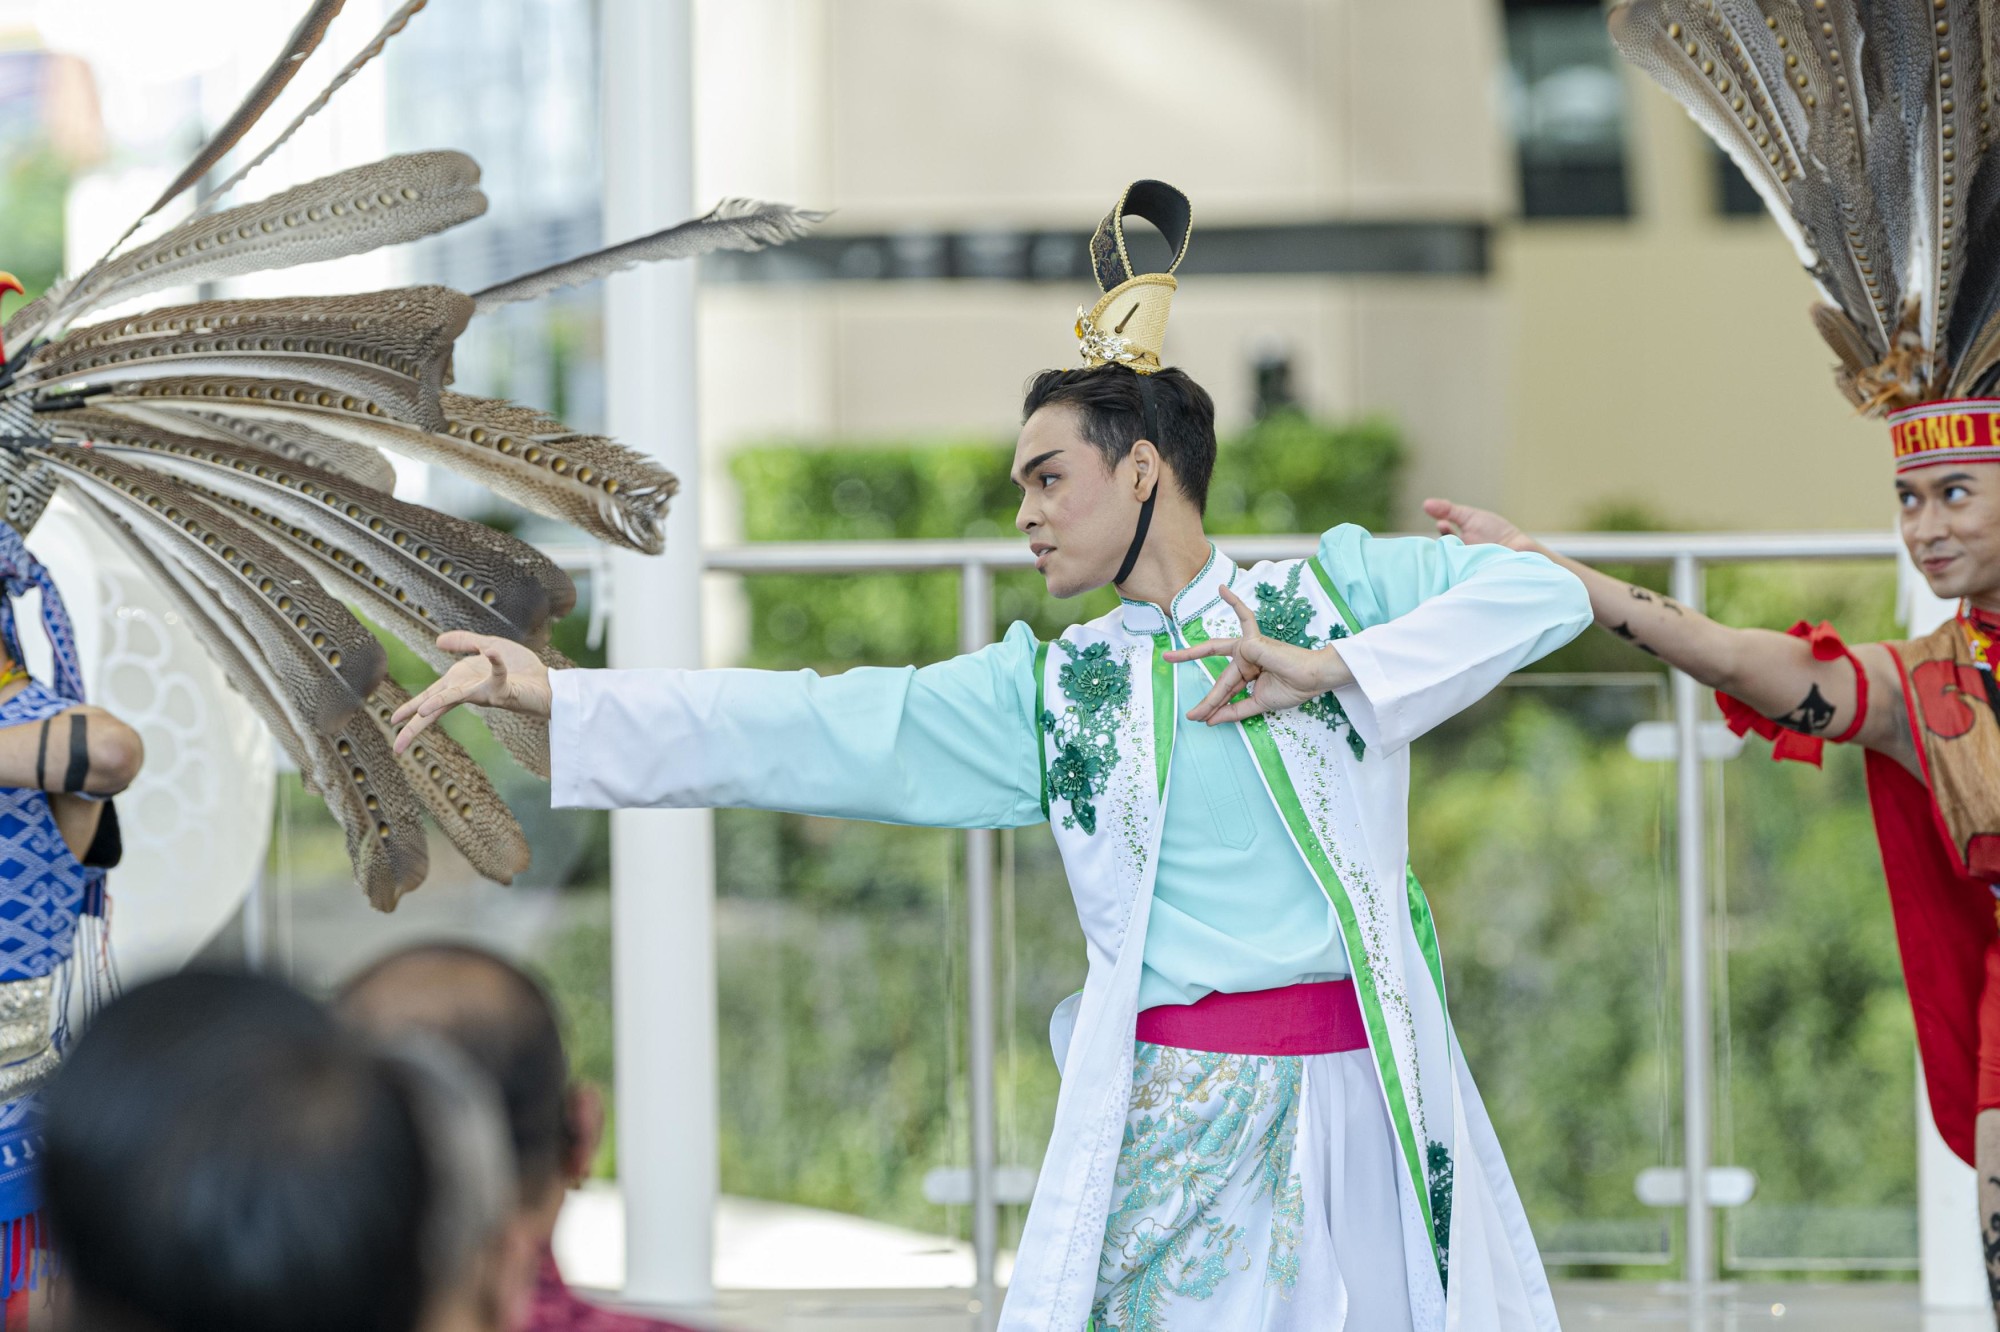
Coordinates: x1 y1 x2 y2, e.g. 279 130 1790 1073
252 531 1915 1302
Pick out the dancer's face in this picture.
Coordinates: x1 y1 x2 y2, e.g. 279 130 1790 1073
1899 462 2000 605
1011 404 1154 599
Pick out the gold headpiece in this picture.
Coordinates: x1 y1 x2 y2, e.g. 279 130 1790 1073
1073 181 1192 375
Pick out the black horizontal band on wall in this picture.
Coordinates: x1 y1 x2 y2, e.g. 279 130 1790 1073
699 220 1491 284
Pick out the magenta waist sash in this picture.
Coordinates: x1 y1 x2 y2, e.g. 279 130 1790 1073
1134 979 1367 1057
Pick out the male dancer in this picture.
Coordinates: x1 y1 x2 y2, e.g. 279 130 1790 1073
395 181 1588 1331
1426 453 2000 1306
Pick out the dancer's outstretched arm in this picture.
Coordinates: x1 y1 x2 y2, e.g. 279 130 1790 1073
393 628 1046 828
1422 498 1912 765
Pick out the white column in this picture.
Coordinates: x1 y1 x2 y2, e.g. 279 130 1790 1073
1669 555 1713 1299
601 0 716 1307
1902 553 1986 1311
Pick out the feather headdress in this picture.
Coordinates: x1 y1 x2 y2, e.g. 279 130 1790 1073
1607 0 2000 469
1 0 822 908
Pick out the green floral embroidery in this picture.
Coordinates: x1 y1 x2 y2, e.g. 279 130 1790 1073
1253 564 1366 760
1427 1140 1453 1285
1091 1043 1305 1331
1042 640 1132 835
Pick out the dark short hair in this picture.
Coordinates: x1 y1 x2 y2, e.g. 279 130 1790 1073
43 972 435 1332
1021 364 1217 512
338 943 573 1202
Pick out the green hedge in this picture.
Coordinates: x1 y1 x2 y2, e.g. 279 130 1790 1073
729 412 1405 670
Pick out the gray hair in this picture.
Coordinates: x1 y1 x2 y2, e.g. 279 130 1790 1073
378 1033 518 1302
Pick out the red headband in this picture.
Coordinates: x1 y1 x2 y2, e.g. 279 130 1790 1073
1886 399 2000 473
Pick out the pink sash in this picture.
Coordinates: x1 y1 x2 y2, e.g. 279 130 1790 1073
1135 979 1367 1056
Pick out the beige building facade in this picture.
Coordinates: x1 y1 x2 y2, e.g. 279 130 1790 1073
690 0 1887 544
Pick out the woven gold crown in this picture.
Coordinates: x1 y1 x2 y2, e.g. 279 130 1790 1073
1073 180 1191 375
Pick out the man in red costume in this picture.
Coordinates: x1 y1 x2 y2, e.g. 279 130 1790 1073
1426 408 2000 1306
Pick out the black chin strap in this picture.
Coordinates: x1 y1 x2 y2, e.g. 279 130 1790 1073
1113 373 1162 588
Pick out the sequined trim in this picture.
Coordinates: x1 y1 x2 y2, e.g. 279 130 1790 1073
0 977 49 1065
1251 564 1365 759
1090 1043 1305 1331
0 978 54 1101
1167 546 1220 622
1043 640 1134 835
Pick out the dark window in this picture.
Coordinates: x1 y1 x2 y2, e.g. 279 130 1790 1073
1504 0 1632 218
1714 147 1767 217
1253 351 1298 420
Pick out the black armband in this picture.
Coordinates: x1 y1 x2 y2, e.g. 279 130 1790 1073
62 714 88 794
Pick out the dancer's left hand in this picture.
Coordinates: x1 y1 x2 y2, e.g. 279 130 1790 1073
1163 585 1353 725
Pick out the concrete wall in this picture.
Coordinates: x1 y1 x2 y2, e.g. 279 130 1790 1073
1496 63 1886 532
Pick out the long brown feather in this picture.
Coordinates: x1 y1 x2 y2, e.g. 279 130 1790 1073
67 489 428 909
28 288 474 433
472 200 825 313
91 377 678 552
204 1 433 209
87 0 349 275
91 398 398 492
363 681 530 885
1607 2 1815 266
28 154 486 344
27 444 386 731
49 411 571 642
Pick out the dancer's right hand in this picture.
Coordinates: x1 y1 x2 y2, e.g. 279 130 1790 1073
1421 497 1536 553
391 632 552 753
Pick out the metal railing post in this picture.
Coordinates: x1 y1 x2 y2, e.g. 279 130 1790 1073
959 562 1000 1326
1670 553 1713 1301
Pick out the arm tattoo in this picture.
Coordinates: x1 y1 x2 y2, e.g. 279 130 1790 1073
1626 585 1687 615
1984 1185 2000 1306
1774 684 1836 735
1609 622 1660 657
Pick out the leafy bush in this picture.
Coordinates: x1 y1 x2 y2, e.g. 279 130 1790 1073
729 412 1405 671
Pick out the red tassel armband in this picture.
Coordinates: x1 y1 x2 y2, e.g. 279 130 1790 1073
1713 620 1869 768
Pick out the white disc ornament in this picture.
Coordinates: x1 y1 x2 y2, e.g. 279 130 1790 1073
16 494 275 981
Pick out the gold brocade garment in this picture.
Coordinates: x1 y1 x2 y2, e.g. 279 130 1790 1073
1888 619 2000 880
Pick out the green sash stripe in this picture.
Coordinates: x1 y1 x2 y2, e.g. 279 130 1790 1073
1150 632 1174 798
1181 618 1441 1273
1308 554 1363 634
1308 556 1451 1011
1034 638 1051 819
1406 866 1447 1009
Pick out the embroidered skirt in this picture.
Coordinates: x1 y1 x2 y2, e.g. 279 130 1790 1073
1089 1043 1415 1332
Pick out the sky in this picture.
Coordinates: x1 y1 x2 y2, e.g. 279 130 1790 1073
7 0 372 170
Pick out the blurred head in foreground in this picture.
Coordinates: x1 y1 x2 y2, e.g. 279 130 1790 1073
338 944 604 1259
43 970 516 1332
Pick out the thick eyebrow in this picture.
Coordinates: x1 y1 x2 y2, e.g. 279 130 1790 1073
1011 448 1063 488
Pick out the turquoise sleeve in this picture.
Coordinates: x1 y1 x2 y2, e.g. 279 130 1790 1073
1315 522 1551 628
549 620 1047 830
